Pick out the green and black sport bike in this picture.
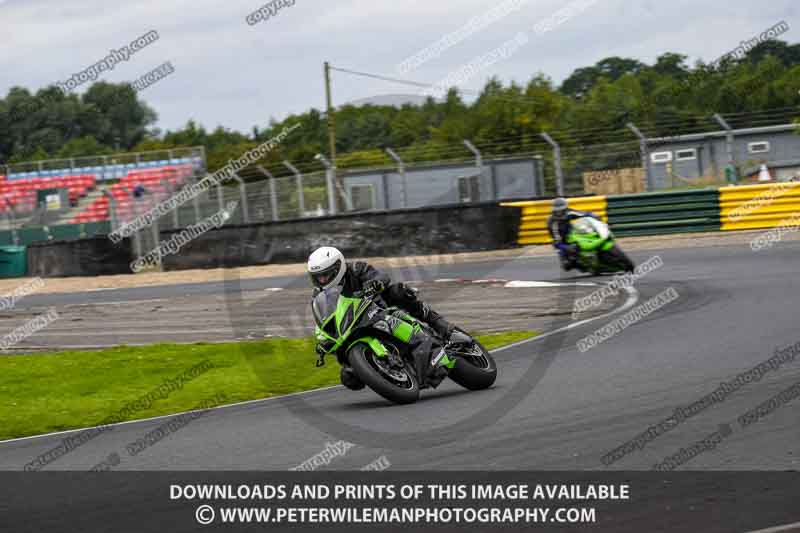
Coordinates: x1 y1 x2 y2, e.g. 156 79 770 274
312 286 497 404
566 216 635 275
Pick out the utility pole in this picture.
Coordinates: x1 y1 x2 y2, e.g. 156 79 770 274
324 61 337 168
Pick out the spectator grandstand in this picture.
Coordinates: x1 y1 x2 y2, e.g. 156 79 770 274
0 148 205 244
71 164 194 224
0 174 95 214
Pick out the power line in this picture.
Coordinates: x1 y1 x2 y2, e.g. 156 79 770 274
329 65 541 106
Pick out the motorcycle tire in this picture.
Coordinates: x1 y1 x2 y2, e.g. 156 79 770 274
348 343 420 404
447 340 498 391
601 245 635 273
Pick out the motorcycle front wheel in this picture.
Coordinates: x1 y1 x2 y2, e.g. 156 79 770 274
348 343 420 405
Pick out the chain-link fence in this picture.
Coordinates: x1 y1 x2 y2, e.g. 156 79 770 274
4 115 796 258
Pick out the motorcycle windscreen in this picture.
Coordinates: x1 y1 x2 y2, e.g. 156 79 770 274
312 286 341 328
572 217 610 240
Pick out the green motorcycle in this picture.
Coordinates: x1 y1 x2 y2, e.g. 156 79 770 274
312 286 497 404
566 216 635 274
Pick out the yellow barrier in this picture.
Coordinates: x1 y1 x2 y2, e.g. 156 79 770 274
720 183 800 231
501 197 608 245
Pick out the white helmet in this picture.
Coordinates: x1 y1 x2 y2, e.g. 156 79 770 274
307 246 346 290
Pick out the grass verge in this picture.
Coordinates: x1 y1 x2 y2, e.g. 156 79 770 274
0 331 536 441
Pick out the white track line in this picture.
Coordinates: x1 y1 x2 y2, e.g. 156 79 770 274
744 522 800 533
0 385 344 446
69 298 168 306
505 280 598 288
0 284 639 447
493 285 638 353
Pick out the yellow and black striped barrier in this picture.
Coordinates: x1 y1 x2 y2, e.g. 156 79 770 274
720 182 800 231
501 197 608 245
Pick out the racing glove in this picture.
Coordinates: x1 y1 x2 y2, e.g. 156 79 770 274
363 279 386 297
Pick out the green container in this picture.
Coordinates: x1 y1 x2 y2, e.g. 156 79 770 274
0 245 27 278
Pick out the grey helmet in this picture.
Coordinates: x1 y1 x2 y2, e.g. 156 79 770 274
552 197 569 220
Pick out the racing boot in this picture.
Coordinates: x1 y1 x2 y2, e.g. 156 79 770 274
560 244 579 272
419 304 455 344
407 331 449 389
391 284 455 343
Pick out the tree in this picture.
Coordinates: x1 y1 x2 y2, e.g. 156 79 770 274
2 40 799 173
561 57 646 98
56 136 113 158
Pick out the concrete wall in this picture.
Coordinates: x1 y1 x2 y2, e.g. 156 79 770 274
27 237 134 278
160 202 521 271
24 203 521 276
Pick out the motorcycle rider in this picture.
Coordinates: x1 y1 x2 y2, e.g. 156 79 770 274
547 197 600 271
307 246 455 390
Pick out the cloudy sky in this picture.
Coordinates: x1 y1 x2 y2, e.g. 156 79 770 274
1 0 797 133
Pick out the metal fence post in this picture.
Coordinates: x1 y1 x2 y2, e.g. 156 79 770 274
714 113 736 183
283 160 305 216
315 154 338 215
197 146 207 172
160 177 179 229
130 199 143 259
540 132 564 197
627 122 654 191
257 166 280 221
385 148 408 208
102 189 119 233
3 199 19 245
191 174 202 225
150 213 161 270
215 181 225 215
230 173 250 224
464 139 493 200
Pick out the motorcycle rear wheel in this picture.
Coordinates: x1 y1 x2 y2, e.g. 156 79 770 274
447 340 498 391
600 245 635 273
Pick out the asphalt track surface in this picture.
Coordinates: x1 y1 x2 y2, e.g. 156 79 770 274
1 240 800 530
0 250 619 349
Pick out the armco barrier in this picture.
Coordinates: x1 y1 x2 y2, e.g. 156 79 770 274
720 182 800 231
501 197 608 245
606 189 720 237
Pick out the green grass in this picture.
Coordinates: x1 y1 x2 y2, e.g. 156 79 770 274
0 331 535 441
